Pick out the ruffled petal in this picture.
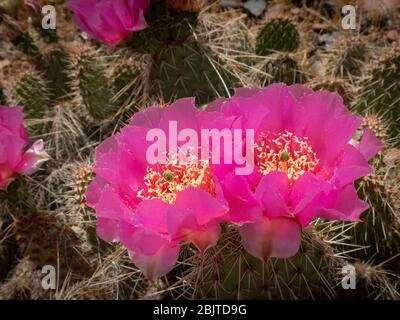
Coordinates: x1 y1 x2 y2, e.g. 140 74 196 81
185 224 221 253
129 106 164 128
220 173 262 224
90 184 134 224
291 172 332 226
288 84 313 99
174 187 228 226
318 184 369 222
358 128 384 160
15 140 51 175
240 217 301 261
128 241 179 280
165 188 227 250
332 144 373 188
133 199 169 234
255 171 291 219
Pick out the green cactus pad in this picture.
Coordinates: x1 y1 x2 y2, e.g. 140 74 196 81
37 28 59 44
256 19 300 56
335 42 367 79
15 75 47 119
76 54 117 120
112 63 140 108
150 41 236 105
172 227 340 300
355 54 400 146
0 86 5 105
130 2 197 55
40 48 72 102
12 33 40 57
265 55 306 85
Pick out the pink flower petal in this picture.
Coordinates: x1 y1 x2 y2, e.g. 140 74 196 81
332 144 373 188
91 185 134 224
358 128 384 160
288 84 313 99
128 241 179 280
255 171 291 219
1 107 50 191
96 217 125 242
220 173 262 224
185 224 221 253
129 106 164 128
240 217 301 261
174 187 228 226
133 199 169 234
16 140 51 175
67 0 149 46
291 172 332 226
233 87 262 98
318 184 369 222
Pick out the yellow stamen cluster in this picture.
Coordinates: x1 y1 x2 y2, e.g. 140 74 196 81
137 152 215 204
255 131 319 183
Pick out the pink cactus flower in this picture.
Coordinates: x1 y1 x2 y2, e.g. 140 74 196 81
24 0 41 13
66 0 149 46
209 84 383 262
0 106 51 192
86 99 231 279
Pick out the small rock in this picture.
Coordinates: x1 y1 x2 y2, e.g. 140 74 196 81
220 0 266 18
387 30 399 42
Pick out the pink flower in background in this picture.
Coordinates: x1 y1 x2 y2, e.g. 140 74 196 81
66 0 149 46
24 0 41 13
0 106 51 192
209 84 383 262
86 99 232 279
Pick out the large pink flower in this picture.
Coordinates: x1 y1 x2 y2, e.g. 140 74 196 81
86 99 232 279
0 106 51 192
67 0 149 46
209 84 383 262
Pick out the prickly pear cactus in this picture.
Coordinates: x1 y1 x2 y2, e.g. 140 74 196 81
0 257 46 300
130 3 197 55
350 115 400 265
150 41 235 105
14 210 94 280
39 47 72 102
256 19 300 56
130 1 237 105
354 53 400 146
330 40 367 79
71 50 117 121
168 226 346 300
264 54 306 85
15 74 47 119
1 0 400 301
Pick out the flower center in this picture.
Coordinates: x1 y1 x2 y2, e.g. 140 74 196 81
254 131 319 183
137 152 215 204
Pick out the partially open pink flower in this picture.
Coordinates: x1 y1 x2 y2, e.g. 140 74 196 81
67 0 149 46
86 99 231 279
24 0 41 13
210 84 383 262
0 106 51 192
